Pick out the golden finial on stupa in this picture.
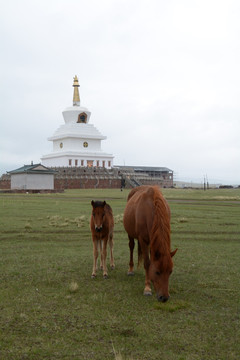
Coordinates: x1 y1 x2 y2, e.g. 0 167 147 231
73 75 80 106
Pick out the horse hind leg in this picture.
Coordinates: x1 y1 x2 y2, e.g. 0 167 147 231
128 236 135 276
109 232 115 270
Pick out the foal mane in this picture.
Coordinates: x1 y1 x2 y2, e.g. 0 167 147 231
150 186 172 269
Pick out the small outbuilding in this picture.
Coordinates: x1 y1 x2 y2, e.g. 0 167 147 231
8 163 56 191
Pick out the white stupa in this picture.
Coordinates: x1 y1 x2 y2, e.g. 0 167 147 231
41 76 114 169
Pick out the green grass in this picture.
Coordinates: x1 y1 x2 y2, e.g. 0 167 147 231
0 188 240 360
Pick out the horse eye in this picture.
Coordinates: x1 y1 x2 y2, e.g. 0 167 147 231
92 212 95 217
155 271 161 276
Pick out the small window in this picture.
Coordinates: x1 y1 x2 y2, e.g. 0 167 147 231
102 161 105 168
108 161 111 167
77 112 87 123
96 160 99 167
69 159 72 166
83 142 88 148
75 160 78 166
81 160 84 166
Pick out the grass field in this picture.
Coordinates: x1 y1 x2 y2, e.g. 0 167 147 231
0 188 239 360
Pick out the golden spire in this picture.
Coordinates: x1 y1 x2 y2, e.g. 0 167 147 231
73 75 80 106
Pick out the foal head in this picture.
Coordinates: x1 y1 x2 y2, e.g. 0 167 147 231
91 200 106 232
149 248 178 302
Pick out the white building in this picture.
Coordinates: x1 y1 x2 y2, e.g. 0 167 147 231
41 76 114 169
8 164 55 190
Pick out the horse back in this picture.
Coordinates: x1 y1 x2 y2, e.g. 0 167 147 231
127 185 153 201
124 186 156 240
124 186 170 239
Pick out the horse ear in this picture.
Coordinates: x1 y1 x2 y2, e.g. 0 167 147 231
170 248 178 257
103 201 106 207
91 200 94 207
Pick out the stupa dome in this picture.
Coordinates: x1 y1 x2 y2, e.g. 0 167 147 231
62 106 91 124
41 75 114 169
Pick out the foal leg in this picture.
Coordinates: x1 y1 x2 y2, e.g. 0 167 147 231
100 240 103 270
128 236 135 275
92 239 98 278
109 232 115 270
102 238 108 278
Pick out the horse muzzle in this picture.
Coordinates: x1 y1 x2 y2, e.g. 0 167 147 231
157 295 170 303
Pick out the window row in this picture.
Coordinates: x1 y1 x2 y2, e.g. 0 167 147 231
68 159 112 168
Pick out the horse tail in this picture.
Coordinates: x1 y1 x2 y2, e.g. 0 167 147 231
137 240 143 267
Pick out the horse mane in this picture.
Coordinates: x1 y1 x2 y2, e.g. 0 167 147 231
150 186 172 271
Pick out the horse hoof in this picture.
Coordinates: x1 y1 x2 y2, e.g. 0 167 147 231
91 274 96 279
144 291 152 296
111 265 115 270
103 274 108 279
127 271 134 276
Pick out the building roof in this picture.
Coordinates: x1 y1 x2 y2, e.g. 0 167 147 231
116 165 173 173
8 164 57 175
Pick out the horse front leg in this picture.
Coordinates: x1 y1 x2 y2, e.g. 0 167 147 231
128 236 135 275
141 241 152 296
92 238 98 278
143 261 152 296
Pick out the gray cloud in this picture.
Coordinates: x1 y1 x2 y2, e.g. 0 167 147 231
1 0 240 184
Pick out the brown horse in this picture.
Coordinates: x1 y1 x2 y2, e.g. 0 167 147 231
123 185 177 302
90 200 115 278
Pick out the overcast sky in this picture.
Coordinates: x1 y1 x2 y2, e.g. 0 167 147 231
1 0 240 184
